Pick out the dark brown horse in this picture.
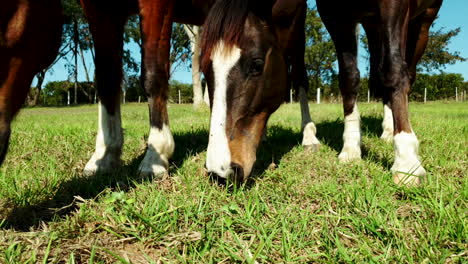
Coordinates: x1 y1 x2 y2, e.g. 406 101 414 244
78 0 216 177
200 0 318 181
0 0 62 164
316 0 443 185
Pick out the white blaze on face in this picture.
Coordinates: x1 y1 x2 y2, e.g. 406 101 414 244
381 103 394 142
338 103 362 162
206 41 242 178
84 102 123 174
138 124 175 178
392 131 425 185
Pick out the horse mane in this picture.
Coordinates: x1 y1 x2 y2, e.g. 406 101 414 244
200 0 251 73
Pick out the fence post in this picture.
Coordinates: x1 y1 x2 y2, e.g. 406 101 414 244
424 88 427 103
94 92 97 104
290 89 293 103
178 89 181 104
138 96 141 103
367 89 370 103
123 91 126 104
455 87 458 102
317 88 321 104
67 90 70 105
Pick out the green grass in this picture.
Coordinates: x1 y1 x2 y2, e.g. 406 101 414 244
0 101 466 263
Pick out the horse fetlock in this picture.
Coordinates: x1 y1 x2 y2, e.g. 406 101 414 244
302 122 320 151
338 145 361 163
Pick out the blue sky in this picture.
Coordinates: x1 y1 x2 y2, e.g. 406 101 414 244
42 0 467 86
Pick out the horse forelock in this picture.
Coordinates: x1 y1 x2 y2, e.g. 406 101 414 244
200 0 251 73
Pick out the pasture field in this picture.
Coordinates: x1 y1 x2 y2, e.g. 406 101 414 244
0 101 466 263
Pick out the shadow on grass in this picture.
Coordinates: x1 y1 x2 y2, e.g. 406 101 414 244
1 128 214 231
1 115 388 230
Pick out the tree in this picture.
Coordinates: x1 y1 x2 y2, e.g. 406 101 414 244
418 26 466 72
183 25 205 107
304 7 337 98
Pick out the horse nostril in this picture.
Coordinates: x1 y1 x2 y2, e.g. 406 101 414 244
230 162 245 183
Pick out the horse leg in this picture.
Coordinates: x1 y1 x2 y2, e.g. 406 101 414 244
0 59 34 164
405 1 442 85
81 2 126 175
137 0 175 178
363 22 394 143
326 23 362 162
378 2 425 185
291 6 320 151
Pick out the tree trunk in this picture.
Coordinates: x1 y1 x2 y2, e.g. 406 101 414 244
32 70 47 106
203 83 210 107
184 25 204 107
73 18 79 104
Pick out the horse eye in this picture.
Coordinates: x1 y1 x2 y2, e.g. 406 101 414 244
249 58 264 76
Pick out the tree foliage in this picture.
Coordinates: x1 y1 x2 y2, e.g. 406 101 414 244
304 7 337 96
419 26 466 72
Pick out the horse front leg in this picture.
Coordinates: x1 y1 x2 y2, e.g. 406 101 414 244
81 1 126 175
137 0 175 179
379 2 426 186
0 59 33 164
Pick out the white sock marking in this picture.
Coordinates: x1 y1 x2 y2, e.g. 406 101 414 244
338 103 361 162
84 103 123 174
206 41 241 178
138 124 175 178
381 104 394 142
298 87 320 147
392 131 425 185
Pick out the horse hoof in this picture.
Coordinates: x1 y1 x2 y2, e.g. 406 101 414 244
304 143 320 152
391 163 426 187
380 131 393 143
138 166 168 180
338 147 361 163
83 154 121 176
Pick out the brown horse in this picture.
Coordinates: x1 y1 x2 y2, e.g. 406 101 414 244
78 0 216 177
81 0 318 180
200 0 318 181
0 0 62 164
316 0 443 185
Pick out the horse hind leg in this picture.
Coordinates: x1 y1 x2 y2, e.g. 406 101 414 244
82 3 126 175
137 0 175 179
363 22 394 143
327 23 362 162
290 6 320 152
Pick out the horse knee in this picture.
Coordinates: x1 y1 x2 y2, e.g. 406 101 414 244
380 60 410 95
339 64 360 96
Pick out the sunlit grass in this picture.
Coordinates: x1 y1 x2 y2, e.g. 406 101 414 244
0 101 466 263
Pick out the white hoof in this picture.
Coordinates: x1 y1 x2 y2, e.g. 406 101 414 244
83 152 121 176
138 125 175 180
380 130 393 143
302 122 320 152
338 146 361 163
391 160 425 186
392 132 425 186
